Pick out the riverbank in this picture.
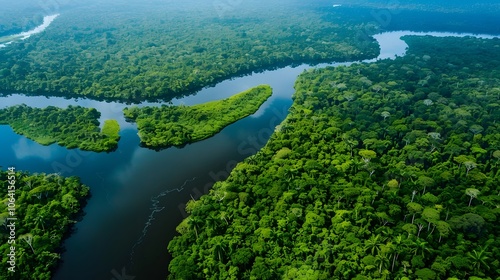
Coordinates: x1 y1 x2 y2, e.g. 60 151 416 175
0 14 59 48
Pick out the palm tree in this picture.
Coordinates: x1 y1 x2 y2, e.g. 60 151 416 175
467 246 490 273
219 211 231 225
205 214 219 235
212 236 227 262
391 235 405 271
188 216 203 239
365 234 385 255
34 215 45 231
375 252 390 274
411 238 431 258
283 167 297 183
246 154 258 165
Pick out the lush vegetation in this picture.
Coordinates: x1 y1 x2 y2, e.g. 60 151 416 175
0 105 120 152
0 0 378 102
0 1 45 37
124 85 272 148
167 36 500 279
0 169 90 279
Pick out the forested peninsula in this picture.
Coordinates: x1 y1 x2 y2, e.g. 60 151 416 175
0 105 120 152
124 85 272 149
168 36 500 279
0 169 89 279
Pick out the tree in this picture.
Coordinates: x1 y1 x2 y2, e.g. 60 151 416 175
211 236 227 262
402 223 417 238
391 235 406 271
34 214 46 231
465 188 480 207
421 207 439 232
428 132 441 140
467 246 490 274
449 213 485 235
364 234 385 256
407 202 423 224
381 111 391 120
417 176 435 195
359 149 377 163
415 268 437 280
20 234 35 254
464 161 477 176
454 155 472 170
411 238 431 258
375 251 390 274
435 221 450 243
188 216 203 239
469 124 484 135
493 150 500 161
251 257 274 280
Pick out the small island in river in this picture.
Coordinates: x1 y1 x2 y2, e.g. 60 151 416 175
0 105 120 152
124 84 273 149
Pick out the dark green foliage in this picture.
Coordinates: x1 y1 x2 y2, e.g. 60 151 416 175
0 105 120 152
167 36 500 279
124 85 272 148
0 170 89 279
0 1 378 102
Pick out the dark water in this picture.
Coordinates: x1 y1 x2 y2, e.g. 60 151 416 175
0 65 302 279
1 31 498 279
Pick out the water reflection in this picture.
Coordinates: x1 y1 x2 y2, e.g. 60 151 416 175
12 137 55 160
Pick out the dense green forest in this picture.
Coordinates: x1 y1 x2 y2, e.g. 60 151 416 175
124 85 272 148
167 36 500 279
0 169 89 279
0 105 120 152
0 0 378 102
0 1 45 37
330 0 500 14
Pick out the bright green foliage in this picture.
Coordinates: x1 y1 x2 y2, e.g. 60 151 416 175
124 85 272 148
0 170 89 279
101 119 120 148
0 105 120 152
101 119 120 138
168 36 500 279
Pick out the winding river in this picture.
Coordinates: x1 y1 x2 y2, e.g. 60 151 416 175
0 22 498 279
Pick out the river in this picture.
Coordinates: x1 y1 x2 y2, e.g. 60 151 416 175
0 14 59 48
0 29 498 279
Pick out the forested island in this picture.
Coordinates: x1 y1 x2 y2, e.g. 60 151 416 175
0 169 89 279
0 105 120 152
124 85 272 148
167 36 500 279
